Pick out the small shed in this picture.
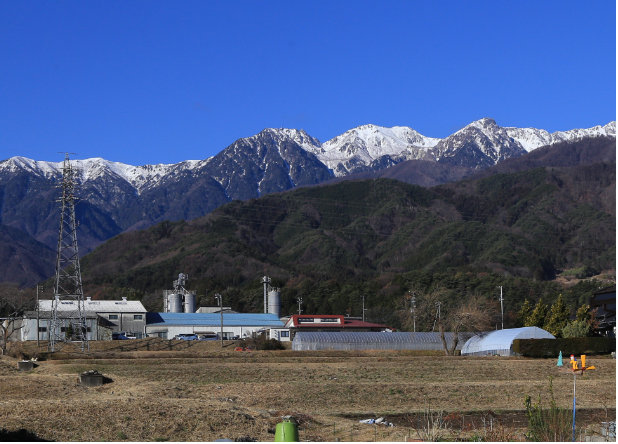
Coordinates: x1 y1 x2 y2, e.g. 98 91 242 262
461 327 555 356
291 331 474 351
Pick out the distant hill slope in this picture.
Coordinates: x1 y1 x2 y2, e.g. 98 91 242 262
473 135 616 177
0 224 55 286
81 161 615 318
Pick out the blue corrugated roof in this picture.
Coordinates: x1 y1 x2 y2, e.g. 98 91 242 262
146 312 284 328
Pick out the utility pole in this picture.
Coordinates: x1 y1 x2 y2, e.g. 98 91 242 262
215 293 223 347
498 286 504 330
361 295 366 322
409 291 417 333
297 297 303 315
36 285 41 347
432 301 441 332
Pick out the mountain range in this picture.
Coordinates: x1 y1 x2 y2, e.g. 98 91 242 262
0 118 615 286
79 150 615 322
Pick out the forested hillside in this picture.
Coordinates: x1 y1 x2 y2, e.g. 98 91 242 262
80 160 615 329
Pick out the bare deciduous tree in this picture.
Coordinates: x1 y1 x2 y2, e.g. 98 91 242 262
437 295 499 355
0 284 35 355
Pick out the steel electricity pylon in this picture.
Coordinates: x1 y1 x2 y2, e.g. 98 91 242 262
49 153 88 352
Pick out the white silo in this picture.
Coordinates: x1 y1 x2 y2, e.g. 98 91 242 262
268 288 281 318
168 293 183 313
184 292 196 313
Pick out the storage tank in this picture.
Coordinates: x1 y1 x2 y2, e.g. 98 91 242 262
268 289 281 318
184 292 196 313
167 293 183 313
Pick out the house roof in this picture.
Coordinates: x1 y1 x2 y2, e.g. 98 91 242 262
37 298 147 313
342 319 394 329
285 314 392 330
146 312 285 328
593 285 616 295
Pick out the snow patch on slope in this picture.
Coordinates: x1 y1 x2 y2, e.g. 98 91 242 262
318 124 440 175
0 156 204 194
505 121 616 152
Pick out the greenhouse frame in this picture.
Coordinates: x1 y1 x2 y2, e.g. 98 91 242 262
460 326 555 356
291 331 475 351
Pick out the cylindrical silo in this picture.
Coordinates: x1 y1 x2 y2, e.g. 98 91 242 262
168 293 183 313
184 293 196 313
268 289 280 318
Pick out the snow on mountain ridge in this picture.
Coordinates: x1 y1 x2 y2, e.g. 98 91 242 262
2 119 614 184
506 121 616 152
429 117 526 166
318 124 440 175
0 156 204 194
255 128 322 153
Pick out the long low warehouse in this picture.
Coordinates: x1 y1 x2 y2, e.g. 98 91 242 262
145 312 284 339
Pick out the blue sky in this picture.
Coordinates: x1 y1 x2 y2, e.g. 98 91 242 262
1 1 615 165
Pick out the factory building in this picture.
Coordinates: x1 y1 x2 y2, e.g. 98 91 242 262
145 312 284 339
21 297 147 341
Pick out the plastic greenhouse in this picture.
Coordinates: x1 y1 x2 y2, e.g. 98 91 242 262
291 331 474 351
460 327 555 356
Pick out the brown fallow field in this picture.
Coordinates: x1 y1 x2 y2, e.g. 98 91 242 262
0 339 615 442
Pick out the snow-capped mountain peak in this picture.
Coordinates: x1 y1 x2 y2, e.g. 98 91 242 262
431 117 526 167
317 124 440 176
255 128 322 153
2 118 614 191
505 121 617 152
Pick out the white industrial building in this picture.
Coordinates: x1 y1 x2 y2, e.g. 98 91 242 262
21 297 147 341
145 312 285 339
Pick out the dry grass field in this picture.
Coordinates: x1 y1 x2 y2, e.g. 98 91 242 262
0 339 615 442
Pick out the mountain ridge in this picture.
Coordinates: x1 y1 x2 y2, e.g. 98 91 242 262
3 119 614 184
79 161 615 321
1 120 615 287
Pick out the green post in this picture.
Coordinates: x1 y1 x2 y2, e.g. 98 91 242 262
274 419 298 442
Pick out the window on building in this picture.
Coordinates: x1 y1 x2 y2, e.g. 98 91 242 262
38 327 47 333
109 314 118 320
60 327 66 332
280 331 290 337
133 314 143 320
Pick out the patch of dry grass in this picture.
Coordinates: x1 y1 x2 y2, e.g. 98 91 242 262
0 340 614 441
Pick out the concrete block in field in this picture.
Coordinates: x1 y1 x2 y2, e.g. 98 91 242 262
80 370 104 387
17 361 34 371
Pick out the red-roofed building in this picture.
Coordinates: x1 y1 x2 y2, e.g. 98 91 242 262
283 315 393 340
